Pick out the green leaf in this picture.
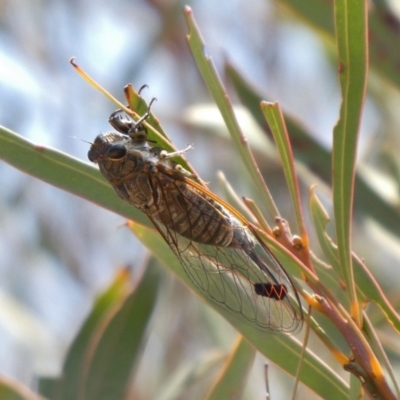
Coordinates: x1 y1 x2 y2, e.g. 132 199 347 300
332 0 368 322
39 263 160 400
205 336 256 400
157 351 227 400
0 126 151 227
261 102 306 238
39 269 133 399
82 262 160 400
184 7 279 220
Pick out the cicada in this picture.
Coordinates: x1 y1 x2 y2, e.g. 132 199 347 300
88 102 303 333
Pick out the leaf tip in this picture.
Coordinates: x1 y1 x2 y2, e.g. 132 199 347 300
261 101 278 111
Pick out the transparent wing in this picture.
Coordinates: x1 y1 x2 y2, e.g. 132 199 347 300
149 174 303 333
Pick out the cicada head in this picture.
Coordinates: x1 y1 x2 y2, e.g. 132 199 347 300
88 131 148 185
88 132 128 163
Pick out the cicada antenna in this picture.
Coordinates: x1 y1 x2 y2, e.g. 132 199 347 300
69 136 93 145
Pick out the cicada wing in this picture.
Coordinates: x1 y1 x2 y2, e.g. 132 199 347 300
148 212 302 333
146 168 303 333
244 232 303 332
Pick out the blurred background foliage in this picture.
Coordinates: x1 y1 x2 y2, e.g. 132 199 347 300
1 0 400 399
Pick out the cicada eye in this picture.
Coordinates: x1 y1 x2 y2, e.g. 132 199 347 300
106 144 127 160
